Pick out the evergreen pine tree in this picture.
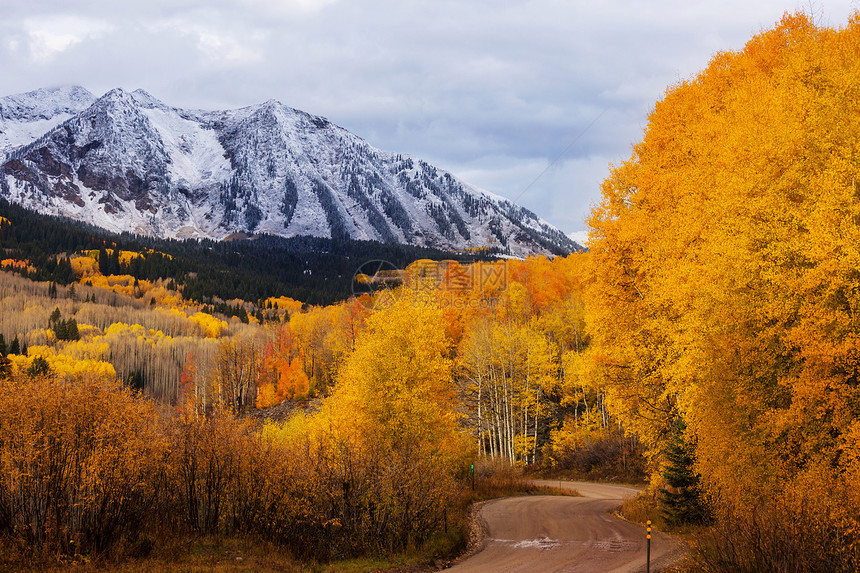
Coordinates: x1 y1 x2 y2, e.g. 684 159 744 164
27 355 51 378
0 333 5 357
65 318 79 341
658 421 710 526
127 369 145 391
237 306 249 323
9 336 20 356
98 247 109 275
55 319 66 341
111 247 121 275
52 257 74 284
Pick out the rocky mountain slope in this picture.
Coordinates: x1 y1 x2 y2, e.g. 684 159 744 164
0 86 578 256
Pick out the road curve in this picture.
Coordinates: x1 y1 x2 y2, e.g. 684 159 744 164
447 481 685 573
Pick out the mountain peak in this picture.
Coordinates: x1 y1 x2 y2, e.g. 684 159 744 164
0 86 578 256
130 89 166 109
98 87 135 104
0 85 95 118
0 85 96 154
6 85 94 103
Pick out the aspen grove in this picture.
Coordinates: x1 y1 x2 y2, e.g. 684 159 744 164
3 11 860 571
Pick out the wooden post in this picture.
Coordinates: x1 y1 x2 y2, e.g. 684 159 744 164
646 520 652 573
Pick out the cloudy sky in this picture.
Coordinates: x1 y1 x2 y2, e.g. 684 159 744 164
1 1 856 238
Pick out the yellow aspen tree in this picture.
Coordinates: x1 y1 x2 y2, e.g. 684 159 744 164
586 12 860 506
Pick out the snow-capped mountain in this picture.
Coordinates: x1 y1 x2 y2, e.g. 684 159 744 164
567 230 589 249
0 86 579 256
0 86 95 154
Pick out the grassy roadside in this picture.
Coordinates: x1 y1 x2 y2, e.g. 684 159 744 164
628 489 860 573
0 463 577 573
1 533 446 573
617 489 705 573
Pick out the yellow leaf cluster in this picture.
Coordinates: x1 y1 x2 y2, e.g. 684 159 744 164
266 296 303 313
188 311 228 338
86 274 148 297
7 346 116 382
104 322 147 338
60 340 111 361
78 249 144 265
76 322 100 338
70 255 98 278
145 285 184 307
318 294 466 460
586 12 860 504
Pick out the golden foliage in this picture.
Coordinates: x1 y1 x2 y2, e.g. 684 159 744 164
261 295 469 553
0 370 164 553
189 311 228 338
69 254 98 277
289 298 368 392
326 293 462 453
266 295 303 313
6 346 117 381
0 259 30 271
586 11 860 508
255 326 311 408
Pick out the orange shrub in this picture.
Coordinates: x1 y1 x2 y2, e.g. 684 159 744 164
0 371 165 553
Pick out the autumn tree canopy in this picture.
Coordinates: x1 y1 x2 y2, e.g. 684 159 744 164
586 12 860 505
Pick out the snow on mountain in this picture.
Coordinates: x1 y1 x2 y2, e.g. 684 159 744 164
568 230 588 248
0 86 578 257
0 86 95 154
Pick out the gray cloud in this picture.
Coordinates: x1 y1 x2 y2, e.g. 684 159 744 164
0 0 855 233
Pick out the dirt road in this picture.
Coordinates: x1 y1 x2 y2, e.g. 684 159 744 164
446 481 685 573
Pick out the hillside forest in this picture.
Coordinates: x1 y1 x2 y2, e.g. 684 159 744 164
2 11 860 572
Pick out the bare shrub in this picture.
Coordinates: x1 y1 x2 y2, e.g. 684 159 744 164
0 371 165 554
686 491 860 573
548 427 647 483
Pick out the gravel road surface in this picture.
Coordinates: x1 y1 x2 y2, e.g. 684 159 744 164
446 480 685 573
